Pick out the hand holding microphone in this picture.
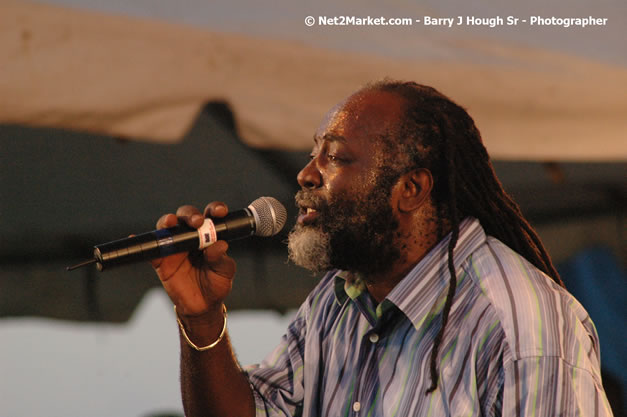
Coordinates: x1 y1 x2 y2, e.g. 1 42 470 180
67 197 287 317
67 196 287 271
153 198 286 318
155 200 237 317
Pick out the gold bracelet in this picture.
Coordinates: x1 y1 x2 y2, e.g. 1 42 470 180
174 304 227 351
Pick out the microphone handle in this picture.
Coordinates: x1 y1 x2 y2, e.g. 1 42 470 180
93 209 254 271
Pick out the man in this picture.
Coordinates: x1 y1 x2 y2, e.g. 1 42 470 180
153 81 613 416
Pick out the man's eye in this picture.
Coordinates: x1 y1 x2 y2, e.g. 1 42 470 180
329 153 350 162
327 154 349 163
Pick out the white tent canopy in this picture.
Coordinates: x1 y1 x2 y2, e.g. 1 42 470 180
1 0 626 160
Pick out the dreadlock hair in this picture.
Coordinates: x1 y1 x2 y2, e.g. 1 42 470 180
366 80 564 394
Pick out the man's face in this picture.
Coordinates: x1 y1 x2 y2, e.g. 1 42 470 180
288 89 406 276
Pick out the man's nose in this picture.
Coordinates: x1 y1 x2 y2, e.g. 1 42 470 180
297 158 322 189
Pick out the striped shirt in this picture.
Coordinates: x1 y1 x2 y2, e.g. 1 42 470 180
245 218 613 416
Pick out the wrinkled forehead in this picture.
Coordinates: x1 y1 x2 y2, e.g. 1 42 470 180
314 89 405 144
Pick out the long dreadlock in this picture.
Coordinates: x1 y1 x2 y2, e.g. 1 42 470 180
368 80 563 394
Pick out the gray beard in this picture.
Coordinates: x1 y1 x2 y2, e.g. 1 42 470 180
286 192 401 276
287 224 332 273
287 164 404 275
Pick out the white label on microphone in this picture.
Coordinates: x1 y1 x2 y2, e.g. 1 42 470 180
198 218 218 250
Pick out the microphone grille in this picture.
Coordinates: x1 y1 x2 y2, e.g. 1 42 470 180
248 197 287 237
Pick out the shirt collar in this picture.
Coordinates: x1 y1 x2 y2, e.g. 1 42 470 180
333 217 486 329
333 270 363 306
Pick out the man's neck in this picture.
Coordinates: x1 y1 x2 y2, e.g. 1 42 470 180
363 249 431 303
363 215 449 304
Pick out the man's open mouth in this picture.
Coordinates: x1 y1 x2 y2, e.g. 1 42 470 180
297 206 320 225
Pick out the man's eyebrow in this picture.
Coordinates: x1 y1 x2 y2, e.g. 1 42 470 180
313 133 347 144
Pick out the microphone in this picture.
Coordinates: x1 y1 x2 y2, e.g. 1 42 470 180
67 197 287 272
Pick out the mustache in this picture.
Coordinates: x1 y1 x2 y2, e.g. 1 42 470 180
294 190 328 211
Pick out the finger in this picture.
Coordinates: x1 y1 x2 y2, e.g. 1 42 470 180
176 205 204 228
156 213 178 229
203 240 229 263
209 252 237 281
204 201 228 218
203 241 237 278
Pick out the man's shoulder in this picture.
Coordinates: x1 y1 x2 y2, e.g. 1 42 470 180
465 237 595 362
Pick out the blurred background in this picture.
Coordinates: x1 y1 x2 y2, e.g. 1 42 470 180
1 0 625 416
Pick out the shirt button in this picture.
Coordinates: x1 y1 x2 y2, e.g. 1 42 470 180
369 333 379 343
353 402 361 412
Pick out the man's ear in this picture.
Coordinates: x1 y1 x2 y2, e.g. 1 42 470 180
397 168 433 213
